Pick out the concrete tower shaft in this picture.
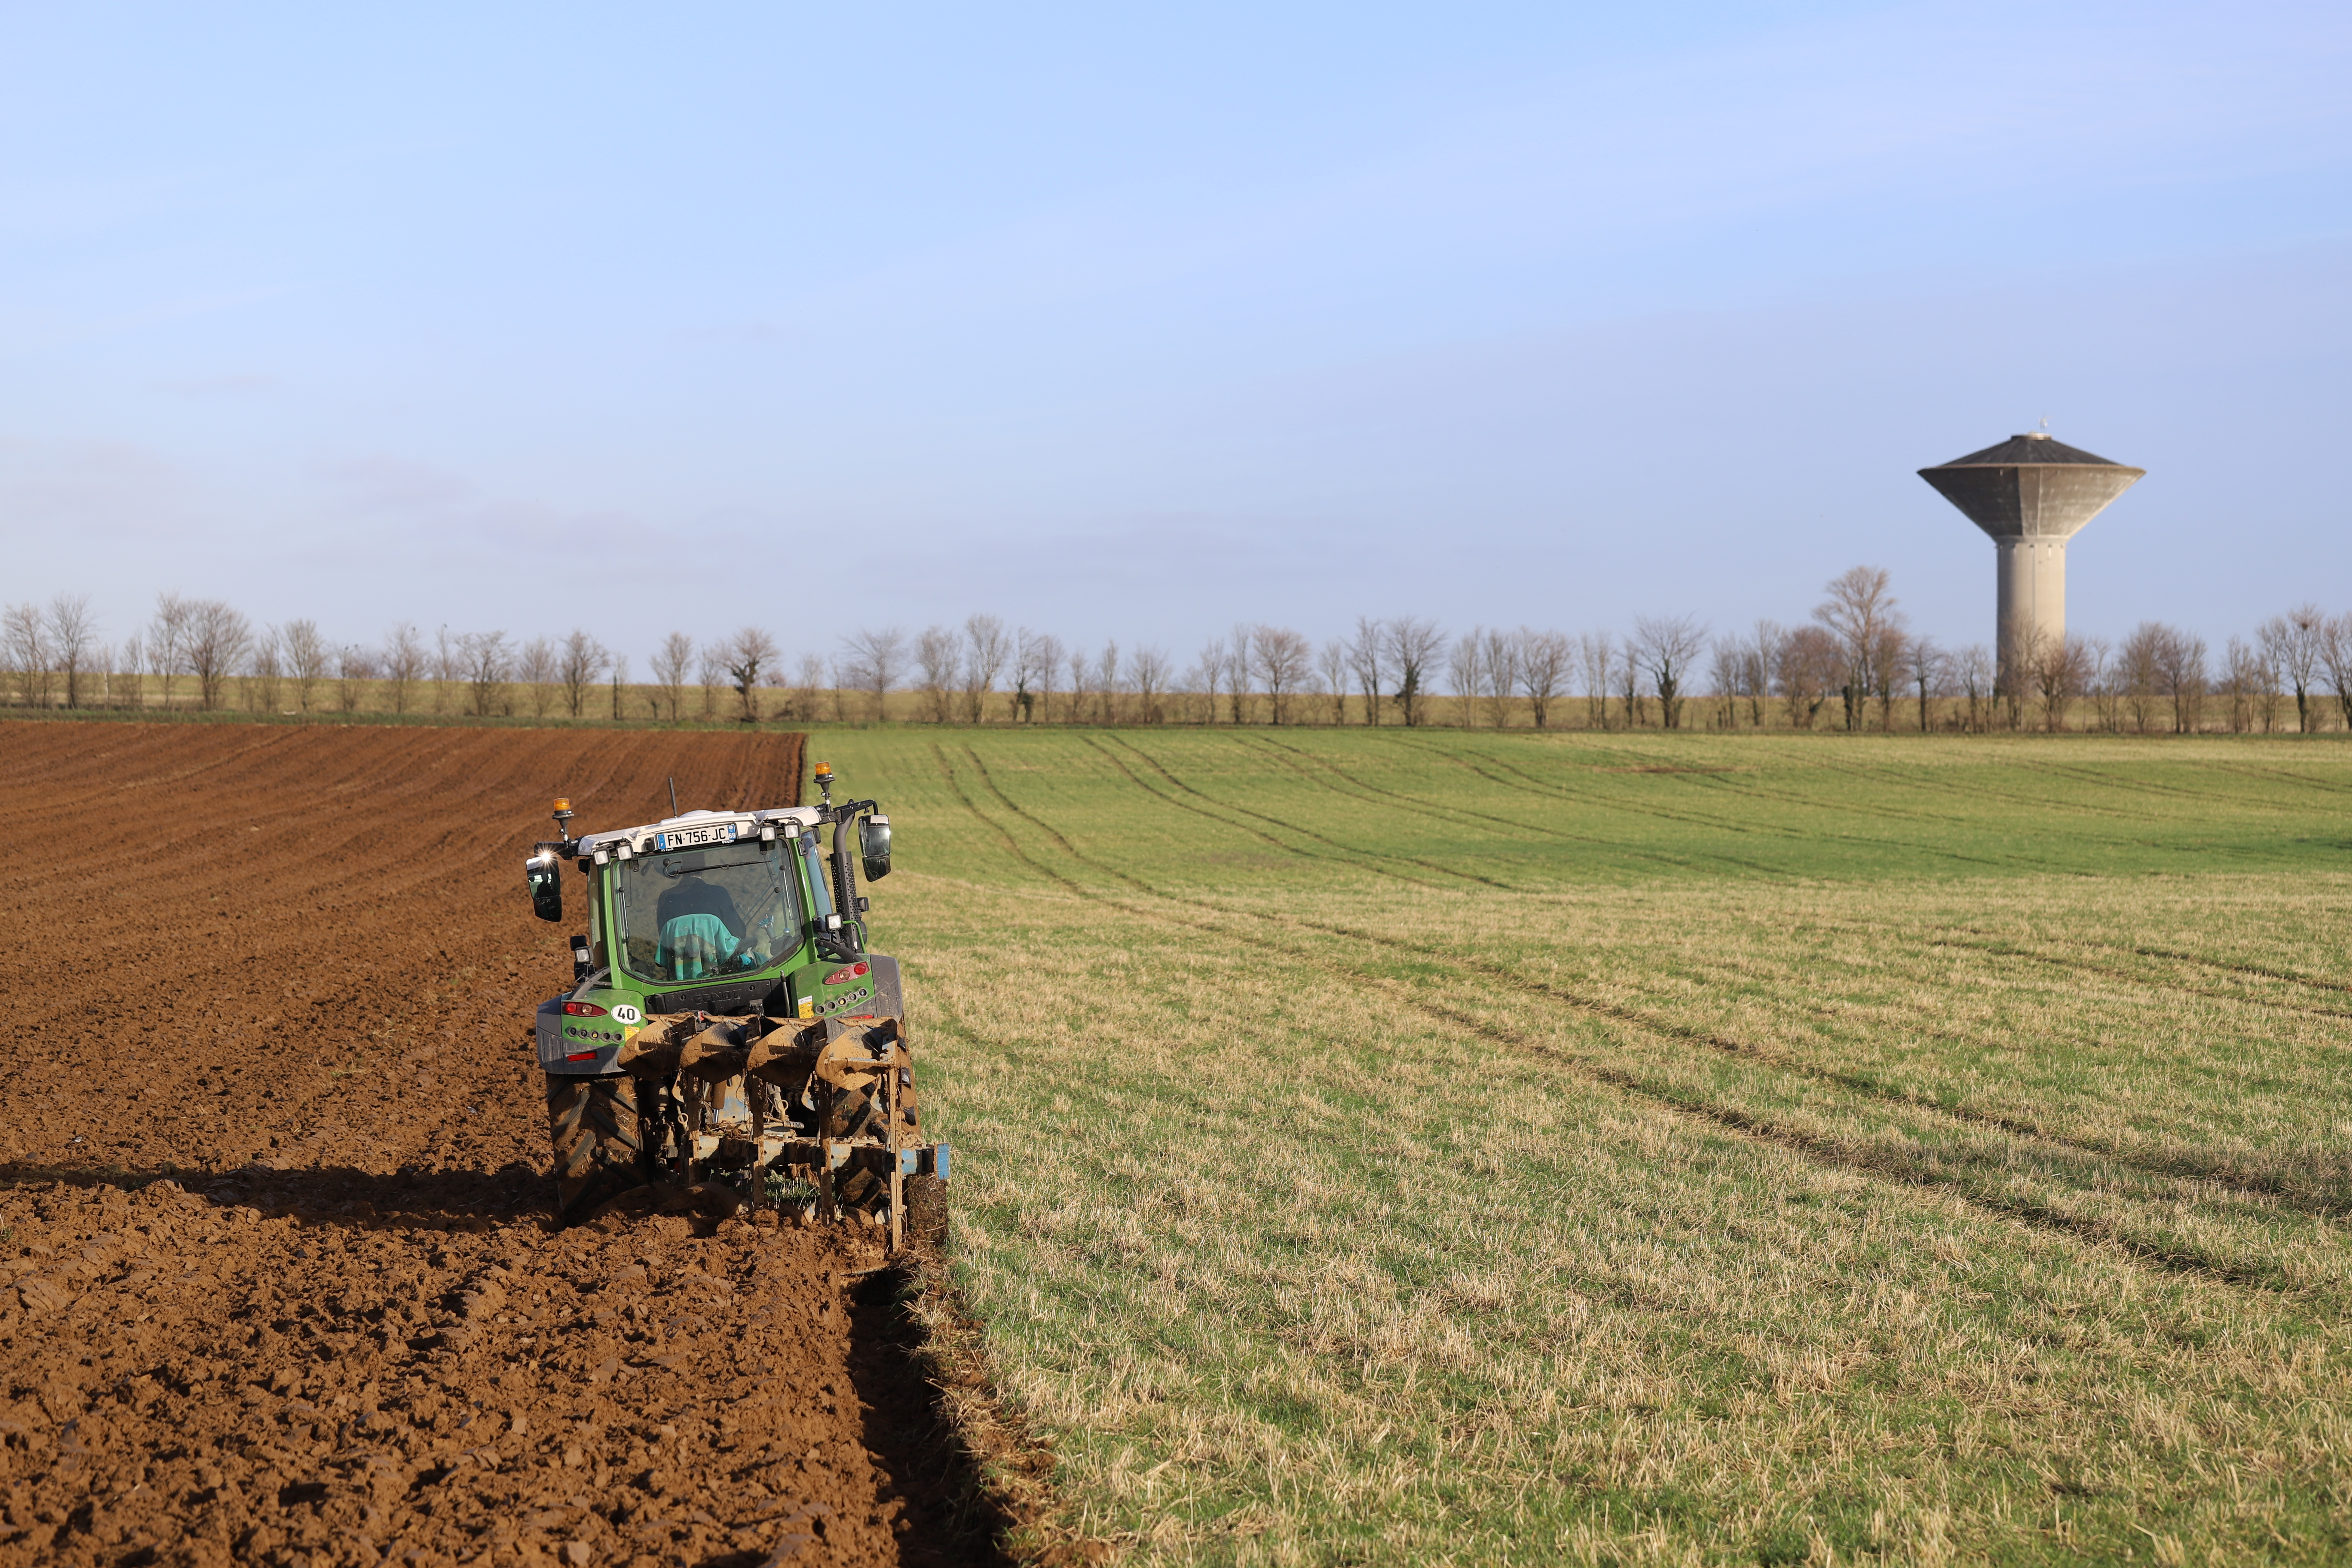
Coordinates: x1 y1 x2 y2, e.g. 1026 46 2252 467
1918 432 2143 674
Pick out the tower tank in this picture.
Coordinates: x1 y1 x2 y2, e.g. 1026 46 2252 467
1918 431 2143 683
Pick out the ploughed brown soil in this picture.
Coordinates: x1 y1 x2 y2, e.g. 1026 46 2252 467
0 721 1005 1568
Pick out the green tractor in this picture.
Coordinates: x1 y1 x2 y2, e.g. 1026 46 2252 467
521 761 947 1240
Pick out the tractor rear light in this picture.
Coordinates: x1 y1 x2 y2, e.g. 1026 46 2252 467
564 1002 608 1017
822 961 870 985
566 1050 598 1062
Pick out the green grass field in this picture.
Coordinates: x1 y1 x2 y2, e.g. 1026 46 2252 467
824 727 2352 1565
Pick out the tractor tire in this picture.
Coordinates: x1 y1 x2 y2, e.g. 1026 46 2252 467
904 1173 949 1250
547 1073 649 1226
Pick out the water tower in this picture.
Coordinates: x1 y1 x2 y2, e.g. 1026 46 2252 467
1918 431 2143 683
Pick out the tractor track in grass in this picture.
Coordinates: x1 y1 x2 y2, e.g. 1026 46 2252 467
0 720 1030 1568
1386 734 2044 877
1078 736 1503 893
1094 733 1521 891
1932 926 2352 1001
932 744 2335 1295
1352 734 2352 1024
2205 756 2352 801
1230 734 1742 882
1909 930 2352 1025
1802 753 2314 871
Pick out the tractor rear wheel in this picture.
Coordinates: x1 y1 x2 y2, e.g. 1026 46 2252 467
547 1073 648 1226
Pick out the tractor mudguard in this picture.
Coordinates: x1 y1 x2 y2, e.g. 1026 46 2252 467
538 994 631 1075
863 953 904 1020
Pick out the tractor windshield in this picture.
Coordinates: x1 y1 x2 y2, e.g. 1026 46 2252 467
611 840 805 986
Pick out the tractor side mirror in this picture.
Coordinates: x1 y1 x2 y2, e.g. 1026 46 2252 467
859 815 893 882
525 855 564 922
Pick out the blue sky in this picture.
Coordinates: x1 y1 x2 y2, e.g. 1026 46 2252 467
2 2 2346 671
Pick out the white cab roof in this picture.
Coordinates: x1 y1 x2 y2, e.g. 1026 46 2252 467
575 805 821 856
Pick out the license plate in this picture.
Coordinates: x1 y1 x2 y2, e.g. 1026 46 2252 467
655 823 738 850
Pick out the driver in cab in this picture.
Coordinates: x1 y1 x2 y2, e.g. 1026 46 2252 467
656 872 744 980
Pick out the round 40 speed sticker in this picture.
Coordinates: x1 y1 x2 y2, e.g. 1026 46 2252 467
611 1003 643 1026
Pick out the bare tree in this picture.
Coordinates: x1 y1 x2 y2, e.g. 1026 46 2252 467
787 652 825 722
1017 630 1061 723
1132 646 1172 724
1093 642 1121 724
964 614 1010 723
2086 642 2121 733
914 626 959 723
1193 637 1226 724
1872 624 1908 732
1253 626 1312 725
697 642 726 720
2151 625 2207 733
1383 617 1444 727
247 626 283 713
1632 614 1707 729
1480 627 1518 728
728 627 780 721
47 594 96 708
1448 630 1485 727
185 600 251 711
2116 623 2165 733
1778 626 1841 730
117 632 145 712
2258 605 2325 732
337 643 379 714
2318 614 2352 732
610 655 631 721
432 626 461 715
1578 632 1613 729
1741 621 1785 729
1064 645 1093 726
1953 644 1993 733
149 593 189 710
2027 632 2097 732
559 630 609 719
1519 629 1569 729
1347 617 1385 726
1813 566 1903 732
2 603 48 709
840 627 905 720
1318 638 1348 725
1224 625 1252 725
2244 635 2282 733
282 619 328 713
462 631 512 717
2220 636 2264 734
1904 637 1946 732
651 632 695 722
517 636 558 718
1616 640 1646 728
384 623 425 715
1708 636 1745 729
1007 629 1042 723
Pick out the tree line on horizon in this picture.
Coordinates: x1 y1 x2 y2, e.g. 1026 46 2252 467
6 572 2352 735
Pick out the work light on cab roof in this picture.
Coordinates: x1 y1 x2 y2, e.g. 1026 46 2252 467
513 763 943 1246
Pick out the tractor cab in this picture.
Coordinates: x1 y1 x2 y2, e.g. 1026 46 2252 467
523 789 896 1070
